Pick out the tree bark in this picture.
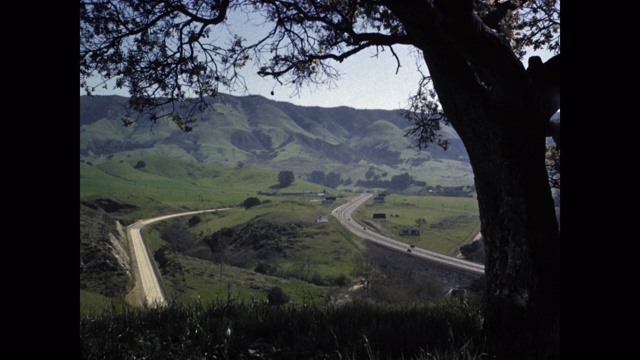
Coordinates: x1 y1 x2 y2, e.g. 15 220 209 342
386 1 561 358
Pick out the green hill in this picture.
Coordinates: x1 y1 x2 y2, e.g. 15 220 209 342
80 94 473 188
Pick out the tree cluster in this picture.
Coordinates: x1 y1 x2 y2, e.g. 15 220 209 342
308 170 350 188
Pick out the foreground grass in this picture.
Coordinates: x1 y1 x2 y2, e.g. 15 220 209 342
80 293 489 360
160 253 330 306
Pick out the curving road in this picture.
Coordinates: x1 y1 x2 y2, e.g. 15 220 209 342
127 208 230 307
128 193 483 308
332 194 485 275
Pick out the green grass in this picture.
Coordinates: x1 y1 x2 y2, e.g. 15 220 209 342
80 293 489 360
81 156 335 222
161 253 329 306
80 290 130 315
139 198 364 305
354 194 480 256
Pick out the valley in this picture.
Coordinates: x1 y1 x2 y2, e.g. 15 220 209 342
80 94 483 314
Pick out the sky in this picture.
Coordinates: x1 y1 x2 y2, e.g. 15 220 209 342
82 9 556 111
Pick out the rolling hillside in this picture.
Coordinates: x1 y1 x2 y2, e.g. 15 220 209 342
80 156 481 311
80 94 474 188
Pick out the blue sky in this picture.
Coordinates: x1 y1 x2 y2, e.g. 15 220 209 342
82 9 556 111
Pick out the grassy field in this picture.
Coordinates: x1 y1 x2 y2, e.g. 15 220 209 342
80 155 335 223
136 201 363 305
80 293 488 360
163 253 330 305
354 194 480 256
80 290 131 315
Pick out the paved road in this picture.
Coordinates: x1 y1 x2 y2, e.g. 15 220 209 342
127 208 230 307
332 194 485 275
129 194 483 308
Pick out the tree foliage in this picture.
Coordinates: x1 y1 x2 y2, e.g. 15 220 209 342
324 171 343 188
80 0 558 140
390 172 413 190
545 144 560 189
187 215 202 227
309 170 326 185
277 170 294 188
242 197 261 209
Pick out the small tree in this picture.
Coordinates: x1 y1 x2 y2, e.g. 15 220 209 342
243 197 261 209
309 170 326 185
390 173 413 190
365 168 376 180
187 215 201 227
277 170 294 188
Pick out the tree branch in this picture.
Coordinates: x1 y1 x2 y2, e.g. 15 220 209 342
432 0 528 98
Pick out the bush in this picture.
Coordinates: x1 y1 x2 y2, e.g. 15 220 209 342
243 197 261 209
266 286 290 306
187 215 201 227
334 273 348 286
255 262 275 275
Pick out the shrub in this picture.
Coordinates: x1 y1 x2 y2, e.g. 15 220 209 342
266 286 290 306
243 197 261 209
334 273 348 286
187 215 201 227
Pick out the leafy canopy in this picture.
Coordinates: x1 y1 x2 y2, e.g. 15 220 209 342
80 0 559 147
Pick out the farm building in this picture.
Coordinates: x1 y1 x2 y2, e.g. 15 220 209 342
323 196 337 204
400 228 420 236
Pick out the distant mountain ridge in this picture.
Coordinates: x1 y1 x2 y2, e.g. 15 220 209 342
80 94 473 187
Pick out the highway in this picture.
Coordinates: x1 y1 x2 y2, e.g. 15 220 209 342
332 194 485 275
126 208 230 307
128 193 482 308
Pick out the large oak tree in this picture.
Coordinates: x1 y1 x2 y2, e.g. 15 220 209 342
80 1 561 358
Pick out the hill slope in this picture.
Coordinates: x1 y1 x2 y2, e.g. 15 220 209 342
80 94 473 187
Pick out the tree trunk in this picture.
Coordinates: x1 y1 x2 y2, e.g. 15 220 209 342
441 61 560 360
385 1 561 358
439 58 560 360
466 109 561 359
442 71 561 359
